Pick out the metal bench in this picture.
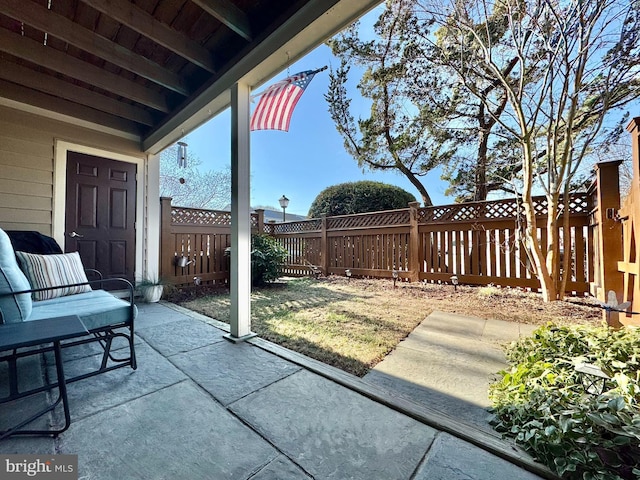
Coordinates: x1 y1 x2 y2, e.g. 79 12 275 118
0 228 137 439
0 316 88 440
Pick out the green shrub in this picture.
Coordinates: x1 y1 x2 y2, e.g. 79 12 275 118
307 181 416 218
251 234 288 286
490 324 640 479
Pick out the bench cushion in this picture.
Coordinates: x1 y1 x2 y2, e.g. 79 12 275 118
27 290 136 331
0 228 32 324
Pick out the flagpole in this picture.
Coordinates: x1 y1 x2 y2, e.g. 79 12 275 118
309 66 328 75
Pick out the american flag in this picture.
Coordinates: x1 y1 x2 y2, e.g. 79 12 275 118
250 69 322 131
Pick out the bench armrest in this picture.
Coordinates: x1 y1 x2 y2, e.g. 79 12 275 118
84 268 103 281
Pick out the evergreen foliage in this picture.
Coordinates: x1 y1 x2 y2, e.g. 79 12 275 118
326 1 461 206
251 234 288 287
491 324 640 479
308 181 416 218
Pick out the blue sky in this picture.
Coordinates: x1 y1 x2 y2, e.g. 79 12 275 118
177 5 638 217
182 8 452 216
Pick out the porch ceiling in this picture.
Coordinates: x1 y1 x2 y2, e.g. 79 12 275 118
0 0 380 153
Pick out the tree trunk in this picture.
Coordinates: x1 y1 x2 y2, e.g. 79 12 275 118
394 158 433 206
474 128 489 201
521 141 557 302
545 193 561 300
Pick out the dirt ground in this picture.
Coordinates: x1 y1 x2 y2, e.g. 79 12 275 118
384 279 604 326
169 276 604 327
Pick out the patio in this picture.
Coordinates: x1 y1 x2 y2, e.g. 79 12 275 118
0 302 552 479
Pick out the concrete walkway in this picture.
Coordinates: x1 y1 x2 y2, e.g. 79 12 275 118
365 311 537 433
1 304 550 479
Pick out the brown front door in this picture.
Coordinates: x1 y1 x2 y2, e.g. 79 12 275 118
65 152 136 283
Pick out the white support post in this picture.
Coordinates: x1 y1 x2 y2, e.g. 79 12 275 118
226 82 255 342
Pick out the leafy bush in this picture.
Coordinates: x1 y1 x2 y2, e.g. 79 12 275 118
307 181 416 218
490 324 640 480
251 234 288 286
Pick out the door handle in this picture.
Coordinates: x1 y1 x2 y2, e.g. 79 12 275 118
68 231 84 238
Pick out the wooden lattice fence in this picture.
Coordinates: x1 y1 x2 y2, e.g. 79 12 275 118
417 195 591 291
159 197 263 286
267 194 593 294
266 210 414 278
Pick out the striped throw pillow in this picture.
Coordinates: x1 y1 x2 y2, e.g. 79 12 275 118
16 251 91 301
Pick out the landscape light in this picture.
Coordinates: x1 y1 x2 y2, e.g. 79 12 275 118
278 195 289 222
575 362 610 395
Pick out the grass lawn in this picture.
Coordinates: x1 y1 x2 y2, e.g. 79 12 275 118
171 276 602 377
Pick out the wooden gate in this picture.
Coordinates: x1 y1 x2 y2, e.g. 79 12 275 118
617 119 640 325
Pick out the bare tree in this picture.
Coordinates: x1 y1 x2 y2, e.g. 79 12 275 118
420 0 640 301
159 145 231 210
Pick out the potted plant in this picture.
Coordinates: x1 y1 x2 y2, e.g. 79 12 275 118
137 276 166 303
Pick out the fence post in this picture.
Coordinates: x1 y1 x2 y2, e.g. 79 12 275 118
255 209 265 233
159 197 174 281
593 160 623 326
408 202 420 282
321 214 328 276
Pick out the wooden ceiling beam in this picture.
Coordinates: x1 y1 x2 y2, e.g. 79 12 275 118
0 60 156 126
192 0 252 41
0 79 143 135
0 28 170 113
80 0 216 73
0 0 190 96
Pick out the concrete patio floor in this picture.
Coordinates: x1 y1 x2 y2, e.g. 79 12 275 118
0 302 554 479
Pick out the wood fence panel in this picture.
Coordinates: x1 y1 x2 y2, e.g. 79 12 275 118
517 233 526 279
453 230 461 275
498 230 508 278
492 230 500 277
573 226 583 281
462 231 470 275
159 199 256 286
160 195 592 294
470 230 478 275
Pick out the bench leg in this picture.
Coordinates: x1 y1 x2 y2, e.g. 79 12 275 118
96 330 136 371
128 330 137 370
0 341 72 440
99 336 113 370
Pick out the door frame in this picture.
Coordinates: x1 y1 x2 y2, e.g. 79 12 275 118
53 140 158 283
